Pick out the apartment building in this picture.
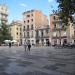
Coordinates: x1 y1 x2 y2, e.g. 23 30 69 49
22 9 49 45
9 20 22 45
35 25 50 46
50 13 74 45
0 4 8 24
73 17 75 43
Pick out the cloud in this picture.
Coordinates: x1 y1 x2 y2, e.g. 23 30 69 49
20 3 27 7
48 0 54 3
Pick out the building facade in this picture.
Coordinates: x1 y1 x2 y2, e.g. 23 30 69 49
9 20 22 45
22 9 49 45
0 4 8 24
50 13 74 45
73 17 75 43
35 25 50 46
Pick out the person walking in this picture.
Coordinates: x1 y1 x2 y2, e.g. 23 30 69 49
9 42 11 48
24 39 27 51
28 43 31 51
47 41 50 46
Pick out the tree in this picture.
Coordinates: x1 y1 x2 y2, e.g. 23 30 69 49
0 23 12 44
57 0 75 25
56 0 75 45
0 29 3 45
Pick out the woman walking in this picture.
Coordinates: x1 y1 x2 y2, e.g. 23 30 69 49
28 43 31 51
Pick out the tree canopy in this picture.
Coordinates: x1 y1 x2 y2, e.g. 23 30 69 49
57 0 75 25
0 23 12 45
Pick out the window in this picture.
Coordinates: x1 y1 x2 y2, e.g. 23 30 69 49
27 32 29 37
27 25 29 30
31 19 33 22
27 15 30 17
31 24 34 30
17 32 18 35
24 26 25 28
41 30 43 37
24 21 25 23
23 26 25 31
24 32 25 38
53 16 56 20
54 24 56 28
31 31 33 37
31 14 33 16
20 33 21 36
27 20 29 23
20 28 21 31
36 31 39 37
32 40 34 45
17 28 18 30
32 40 34 43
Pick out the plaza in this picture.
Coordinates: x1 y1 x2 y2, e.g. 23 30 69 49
0 46 75 75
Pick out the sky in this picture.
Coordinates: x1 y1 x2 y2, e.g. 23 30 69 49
0 0 58 23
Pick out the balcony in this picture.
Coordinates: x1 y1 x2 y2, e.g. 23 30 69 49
25 29 31 31
36 35 49 38
52 27 63 31
52 19 62 24
52 36 67 39
25 36 30 38
52 32 67 39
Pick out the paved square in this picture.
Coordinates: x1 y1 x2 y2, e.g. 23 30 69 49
0 46 75 75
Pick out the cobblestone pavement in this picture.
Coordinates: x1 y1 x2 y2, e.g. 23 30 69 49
0 46 75 75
